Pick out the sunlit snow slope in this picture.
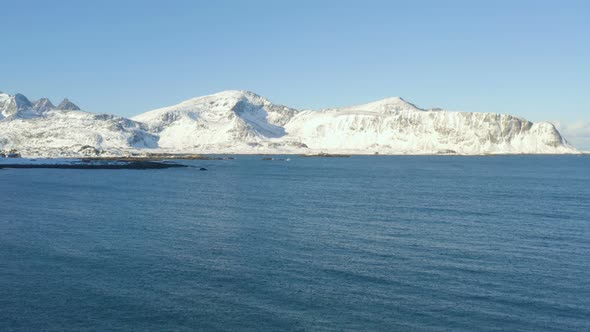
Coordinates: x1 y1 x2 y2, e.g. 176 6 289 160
0 92 157 157
132 90 303 152
134 91 576 155
0 90 578 156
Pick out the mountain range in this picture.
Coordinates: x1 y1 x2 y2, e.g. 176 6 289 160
0 90 578 157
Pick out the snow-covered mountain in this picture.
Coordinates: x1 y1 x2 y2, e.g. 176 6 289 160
0 92 157 157
133 90 576 155
32 98 55 113
132 90 304 152
284 98 573 154
0 90 578 157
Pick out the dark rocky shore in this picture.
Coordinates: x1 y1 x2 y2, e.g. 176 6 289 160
300 153 351 158
0 161 188 170
85 153 233 161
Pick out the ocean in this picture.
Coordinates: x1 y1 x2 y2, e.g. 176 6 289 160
1 155 589 331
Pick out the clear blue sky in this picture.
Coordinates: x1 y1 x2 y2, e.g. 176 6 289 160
1 0 588 139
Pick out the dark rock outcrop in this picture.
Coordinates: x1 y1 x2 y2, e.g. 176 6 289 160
32 98 55 112
56 98 81 111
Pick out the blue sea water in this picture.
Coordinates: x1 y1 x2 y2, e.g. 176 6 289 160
1 155 589 331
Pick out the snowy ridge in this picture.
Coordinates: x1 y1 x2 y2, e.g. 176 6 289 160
0 90 579 157
285 108 571 154
332 96 423 114
0 92 157 157
132 90 302 151
32 98 55 113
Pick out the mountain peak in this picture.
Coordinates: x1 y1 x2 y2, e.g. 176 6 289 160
341 96 423 113
56 98 81 110
14 93 33 109
206 90 265 101
32 98 55 112
0 93 33 118
177 90 274 112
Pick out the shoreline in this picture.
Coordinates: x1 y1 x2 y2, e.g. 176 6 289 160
0 152 587 164
0 160 188 170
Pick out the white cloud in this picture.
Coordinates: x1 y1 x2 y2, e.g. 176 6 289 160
553 120 590 151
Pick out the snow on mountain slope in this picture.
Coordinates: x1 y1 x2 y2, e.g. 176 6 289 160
32 98 55 113
285 107 574 154
132 90 304 151
133 91 576 154
0 90 579 156
329 96 423 114
0 92 40 119
0 92 157 157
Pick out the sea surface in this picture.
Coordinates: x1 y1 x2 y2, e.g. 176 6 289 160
1 155 589 331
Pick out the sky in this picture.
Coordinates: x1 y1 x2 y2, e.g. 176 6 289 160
1 0 589 148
